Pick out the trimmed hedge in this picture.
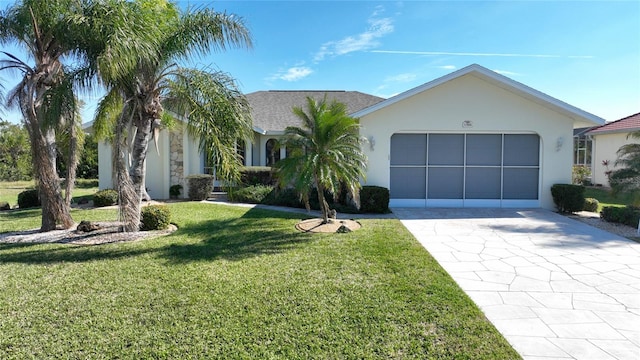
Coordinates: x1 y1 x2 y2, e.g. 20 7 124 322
93 189 118 207
600 206 640 227
186 174 214 201
228 185 274 204
140 205 171 231
263 188 304 208
241 166 274 186
550 184 585 213
360 186 390 213
17 189 40 209
583 198 599 212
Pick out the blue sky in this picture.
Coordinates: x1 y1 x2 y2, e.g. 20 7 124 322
1 0 639 123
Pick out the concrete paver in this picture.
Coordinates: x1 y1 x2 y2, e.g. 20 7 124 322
394 208 640 360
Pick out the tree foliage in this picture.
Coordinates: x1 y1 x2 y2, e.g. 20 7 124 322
0 121 32 181
610 131 640 205
92 0 252 231
276 97 367 223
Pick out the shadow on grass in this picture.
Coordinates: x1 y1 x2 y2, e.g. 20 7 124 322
160 207 314 263
0 207 313 264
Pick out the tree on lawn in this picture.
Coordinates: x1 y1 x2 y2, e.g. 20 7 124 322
0 0 90 230
276 97 367 224
609 131 640 205
93 0 253 231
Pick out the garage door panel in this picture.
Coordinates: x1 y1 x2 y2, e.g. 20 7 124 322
390 167 426 199
467 134 502 166
504 134 539 166
466 167 501 199
428 167 463 199
428 134 464 165
503 168 539 199
390 134 426 166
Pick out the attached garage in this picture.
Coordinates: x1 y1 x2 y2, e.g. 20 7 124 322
390 133 539 207
352 64 605 210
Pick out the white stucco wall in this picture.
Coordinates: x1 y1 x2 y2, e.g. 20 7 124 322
591 132 633 187
98 140 113 190
359 73 576 210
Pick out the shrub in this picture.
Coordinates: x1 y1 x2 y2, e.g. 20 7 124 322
229 185 274 204
550 184 585 213
0 201 10 211
241 166 274 186
17 189 40 209
263 188 304 208
572 165 592 185
360 186 390 213
140 205 171 231
169 184 183 198
93 189 118 207
601 206 640 227
186 174 214 201
583 198 599 212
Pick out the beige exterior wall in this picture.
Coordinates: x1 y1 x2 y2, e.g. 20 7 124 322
359 73 575 210
98 141 113 190
591 132 632 187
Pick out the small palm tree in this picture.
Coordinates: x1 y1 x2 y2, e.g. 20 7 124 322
276 97 367 224
609 131 640 205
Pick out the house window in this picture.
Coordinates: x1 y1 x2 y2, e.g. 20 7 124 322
237 140 246 166
573 135 592 166
266 138 280 166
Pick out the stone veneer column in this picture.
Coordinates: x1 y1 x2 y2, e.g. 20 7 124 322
169 130 184 193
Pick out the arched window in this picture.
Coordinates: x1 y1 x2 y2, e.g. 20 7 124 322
266 138 280 166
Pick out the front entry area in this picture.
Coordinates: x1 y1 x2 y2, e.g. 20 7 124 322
389 133 540 208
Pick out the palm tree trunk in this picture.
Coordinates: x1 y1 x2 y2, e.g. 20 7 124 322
30 124 74 231
114 117 139 232
315 174 329 223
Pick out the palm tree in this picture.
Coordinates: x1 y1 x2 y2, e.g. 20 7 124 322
276 97 367 223
93 0 253 231
0 0 88 231
609 131 640 204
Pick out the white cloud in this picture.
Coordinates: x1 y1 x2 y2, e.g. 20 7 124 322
314 12 394 62
385 73 417 83
437 65 457 70
270 66 313 82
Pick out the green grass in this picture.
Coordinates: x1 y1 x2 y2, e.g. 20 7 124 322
0 202 519 359
584 186 636 212
0 180 98 208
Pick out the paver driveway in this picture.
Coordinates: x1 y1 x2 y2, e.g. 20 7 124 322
394 208 640 360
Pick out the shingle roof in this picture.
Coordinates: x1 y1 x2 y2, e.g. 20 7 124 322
246 90 385 134
586 112 640 135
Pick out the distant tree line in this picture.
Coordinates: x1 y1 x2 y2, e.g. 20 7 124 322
0 121 98 181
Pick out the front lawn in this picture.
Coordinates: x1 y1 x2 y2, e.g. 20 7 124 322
0 203 519 359
0 179 98 208
584 186 636 211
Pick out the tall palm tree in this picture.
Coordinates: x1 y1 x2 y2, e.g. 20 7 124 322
93 0 253 231
0 0 86 231
276 97 367 223
609 131 640 204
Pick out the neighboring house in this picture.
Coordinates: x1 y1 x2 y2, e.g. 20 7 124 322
92 64 605 209
586 112 640 187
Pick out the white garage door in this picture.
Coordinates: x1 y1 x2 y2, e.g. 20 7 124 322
389 133 540 208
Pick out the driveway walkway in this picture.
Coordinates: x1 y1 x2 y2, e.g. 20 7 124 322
394 208 640 360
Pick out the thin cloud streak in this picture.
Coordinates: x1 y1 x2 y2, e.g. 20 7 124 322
314 15 394 62
371 50 594 59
